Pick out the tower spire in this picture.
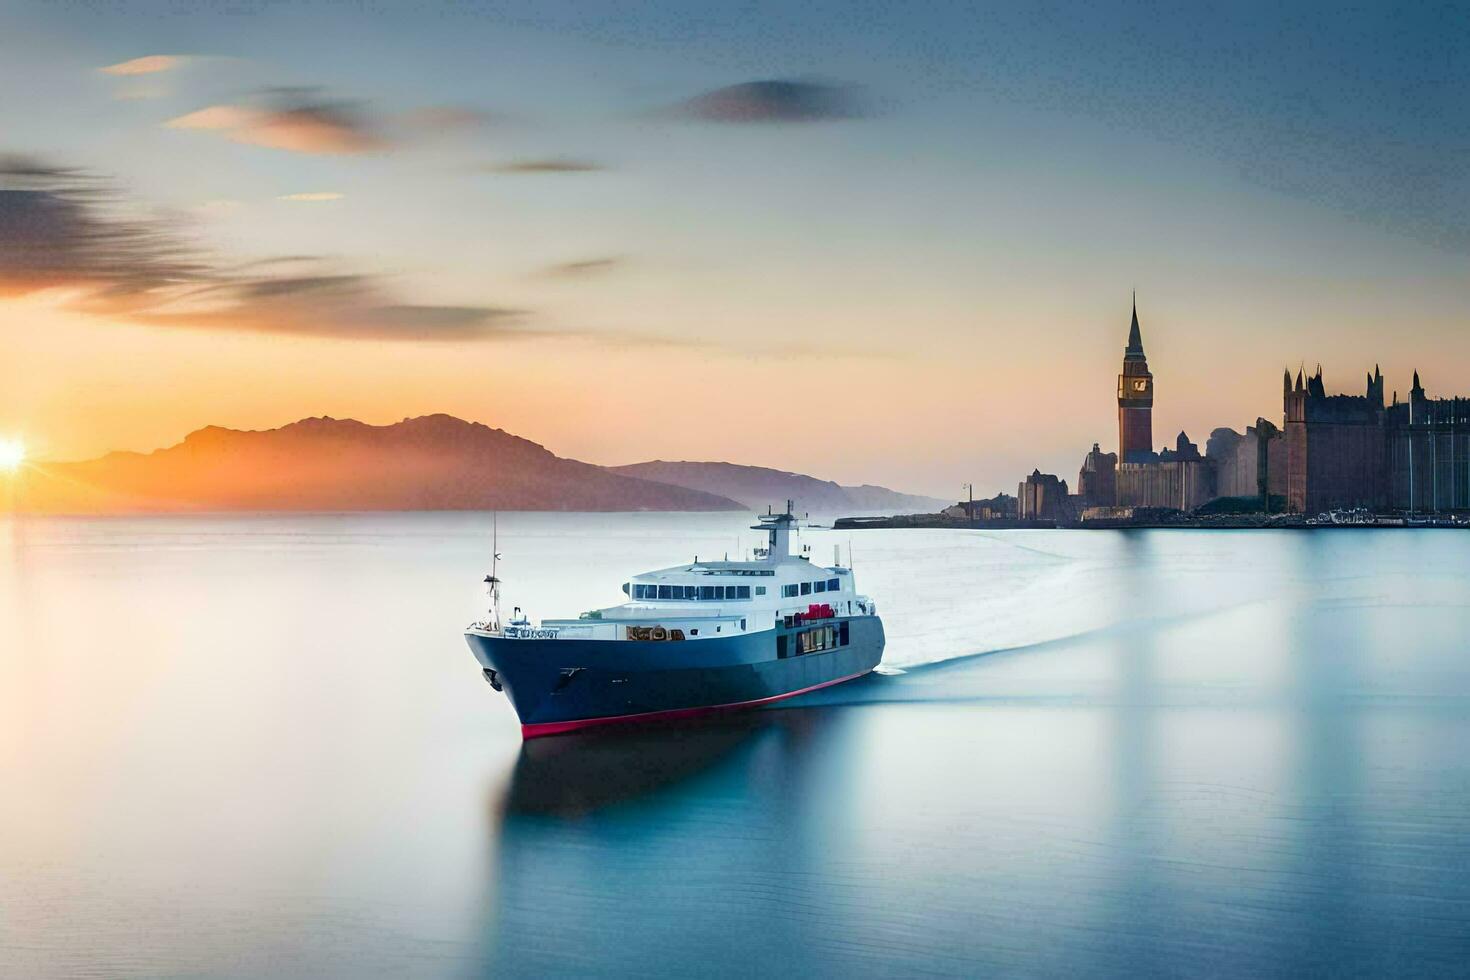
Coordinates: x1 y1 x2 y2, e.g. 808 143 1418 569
1125 293 1144 358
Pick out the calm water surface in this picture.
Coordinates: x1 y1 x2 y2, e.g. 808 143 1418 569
3 513 1469 977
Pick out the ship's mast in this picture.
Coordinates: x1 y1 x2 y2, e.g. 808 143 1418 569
483 512 503 633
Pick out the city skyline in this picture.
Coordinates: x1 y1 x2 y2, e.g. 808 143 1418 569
3 2 1470 496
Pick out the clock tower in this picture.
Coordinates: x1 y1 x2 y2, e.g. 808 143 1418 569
1117 295 1154 463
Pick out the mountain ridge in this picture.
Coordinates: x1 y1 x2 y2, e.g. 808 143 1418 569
607 459 947 514
12 415 942 516
15 414 742 514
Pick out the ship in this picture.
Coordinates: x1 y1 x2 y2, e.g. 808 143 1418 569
464 503 885 738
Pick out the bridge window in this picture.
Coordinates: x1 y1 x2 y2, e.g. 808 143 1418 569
827 578 840 591
782 584 799 598
700 586 716 600
737 586 751 599
800 582 812 595
755 586 766 596
814 580 826 593
658 585 672 599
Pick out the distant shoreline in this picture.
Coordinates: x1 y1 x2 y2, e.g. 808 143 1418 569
834 514 1470 531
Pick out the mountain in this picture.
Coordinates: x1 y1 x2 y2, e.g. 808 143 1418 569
606 460 947 515
14 415 744 514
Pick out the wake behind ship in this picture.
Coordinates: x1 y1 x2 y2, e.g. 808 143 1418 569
464 505 885 738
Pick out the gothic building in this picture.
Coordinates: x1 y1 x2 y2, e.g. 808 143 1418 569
1285 365 1470 513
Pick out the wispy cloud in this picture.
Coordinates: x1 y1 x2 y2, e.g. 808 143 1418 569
99 55 181 76
167 89 388 155
0 156 519 341
166 89 495 156
670 79 870 123
137 273 524 341
278 192 344 202
540 256 623 279
482 157 604 174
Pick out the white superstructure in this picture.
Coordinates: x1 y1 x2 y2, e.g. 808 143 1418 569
495 505 875 642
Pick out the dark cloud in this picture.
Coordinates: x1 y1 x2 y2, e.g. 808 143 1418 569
482 157 605 174
0 156 203 306
539 256 623 278
137 273 524 340
0 156 522 340
671 80 869 123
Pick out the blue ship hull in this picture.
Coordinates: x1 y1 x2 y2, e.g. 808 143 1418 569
465 615 884 737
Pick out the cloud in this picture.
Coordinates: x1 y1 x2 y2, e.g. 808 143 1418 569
278 192 344 202
137 273 524 341
482 157 604 174
167 89 495 156
167 105 255 131
670 79 869 123
0 156 520 340
539 256 623 279
99 55 180 76
167 90 388 155
0 156 203 306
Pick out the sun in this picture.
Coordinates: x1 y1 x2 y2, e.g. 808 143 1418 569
0 437 26 473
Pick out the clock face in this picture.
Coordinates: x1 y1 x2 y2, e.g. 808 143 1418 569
1132 379 1148 392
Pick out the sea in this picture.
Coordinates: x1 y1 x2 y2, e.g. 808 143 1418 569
2 512 1468 978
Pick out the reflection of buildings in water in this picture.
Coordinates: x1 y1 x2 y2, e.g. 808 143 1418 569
475 708 850 977
1101 529 1166 977
1280 530 1364 974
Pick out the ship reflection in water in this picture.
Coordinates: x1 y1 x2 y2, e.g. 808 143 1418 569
4 514 1470 977
485 708 863 976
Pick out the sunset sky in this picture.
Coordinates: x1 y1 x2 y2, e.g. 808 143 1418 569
3 1 1469 496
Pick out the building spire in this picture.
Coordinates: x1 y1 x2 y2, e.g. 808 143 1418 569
1125 292 1145 358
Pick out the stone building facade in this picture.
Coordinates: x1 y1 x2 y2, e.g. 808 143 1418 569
1207 420 1285 501
1017 470 1071 521
1115 432 1215 511
1385 375 1470 512
1076 443 1117 506
1284 365 1470 514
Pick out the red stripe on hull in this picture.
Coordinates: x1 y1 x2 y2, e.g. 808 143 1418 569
519 668 874 739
